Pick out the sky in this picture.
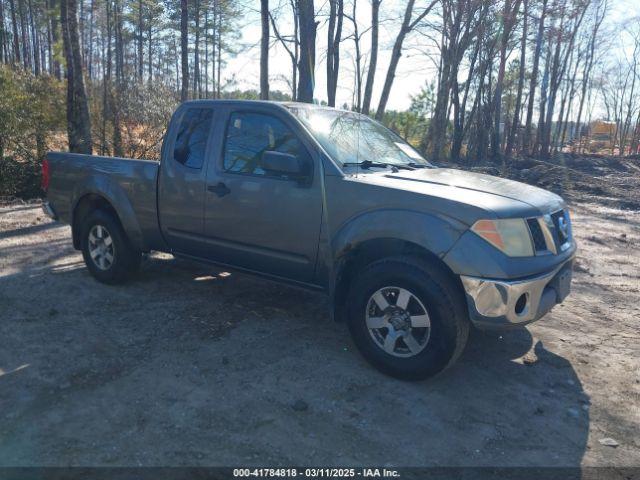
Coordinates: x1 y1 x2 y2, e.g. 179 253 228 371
223 0 638 113
224 0 440 110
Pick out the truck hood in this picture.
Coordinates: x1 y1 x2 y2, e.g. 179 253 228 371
354 167 565 222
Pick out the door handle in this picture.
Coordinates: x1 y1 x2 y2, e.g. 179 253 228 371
207 182 231 197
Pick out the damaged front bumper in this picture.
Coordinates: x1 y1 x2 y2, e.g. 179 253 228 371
460 256 575 329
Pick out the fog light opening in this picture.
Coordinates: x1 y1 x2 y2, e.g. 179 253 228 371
515 293 529 316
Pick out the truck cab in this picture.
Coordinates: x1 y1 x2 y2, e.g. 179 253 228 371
158 101 325 283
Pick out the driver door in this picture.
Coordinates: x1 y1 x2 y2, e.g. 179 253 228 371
202 108 323 283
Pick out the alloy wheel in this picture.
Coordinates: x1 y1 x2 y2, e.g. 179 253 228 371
365 286 431 358
88 225 115 270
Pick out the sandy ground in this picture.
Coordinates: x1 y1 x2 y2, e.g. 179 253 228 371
0 197 638 467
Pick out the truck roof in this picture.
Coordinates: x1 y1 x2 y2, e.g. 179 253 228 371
180 99 354 114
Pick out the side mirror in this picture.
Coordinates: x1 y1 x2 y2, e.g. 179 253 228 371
262 151 311 185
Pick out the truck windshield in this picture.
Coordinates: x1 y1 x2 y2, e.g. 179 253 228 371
287 106 431 168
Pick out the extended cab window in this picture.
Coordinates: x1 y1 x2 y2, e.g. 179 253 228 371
223 112 307 178
173 108 213 169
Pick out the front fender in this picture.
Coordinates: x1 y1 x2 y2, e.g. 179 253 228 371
330 208 467 261
322 209 467 321
71 174 146 250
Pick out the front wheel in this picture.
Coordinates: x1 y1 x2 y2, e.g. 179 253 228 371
80 209 141 284
347 256 469 380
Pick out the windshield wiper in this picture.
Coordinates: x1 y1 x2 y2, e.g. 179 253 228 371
342 160 415 171
407 162 429 169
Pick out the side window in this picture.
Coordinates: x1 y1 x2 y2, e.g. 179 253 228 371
173 108 214 169
223 112 308 178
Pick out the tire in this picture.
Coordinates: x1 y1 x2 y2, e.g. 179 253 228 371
347 256 469 381
80 209 141 285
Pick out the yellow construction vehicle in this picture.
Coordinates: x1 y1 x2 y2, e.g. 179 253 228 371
587 120 617 152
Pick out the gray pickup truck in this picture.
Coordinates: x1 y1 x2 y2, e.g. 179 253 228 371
43 100 576 380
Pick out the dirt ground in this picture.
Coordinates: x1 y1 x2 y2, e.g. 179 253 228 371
0 159 639 467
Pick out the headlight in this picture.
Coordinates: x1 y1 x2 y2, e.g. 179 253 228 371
471 219 534 257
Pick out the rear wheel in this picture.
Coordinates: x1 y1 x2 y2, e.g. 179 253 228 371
80 209 141 284
347 256 469 380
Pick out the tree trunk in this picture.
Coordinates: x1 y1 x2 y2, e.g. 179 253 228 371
556 48 581 150
293 1 298 100
173 35 179 90
451 25 482 162
18 0 30 69
60 0 92 153
430 50 451 160
350 0 362 110
27 0 40 74
8 0 20 63
112 0 123 157
87 0 93 78
326 0 343 106
375 0 435 120
361 0 380 115
573 3 605 148
194 0 201 98
101 0 111 155
113 0 123 80
541 4 585 158
534 43 551 156
46 0 53 71
204 7 208 97
523 0 548 154
78 0 83 65
450 63 463 162
216 3 220 98
137 0 143 79
296 0 316 103
505 0 528 157
540 32 564 157
0 0 5 63
211 2 219 98
180 0 188 101
491 0 522 160
375 0 415 120
148 23 152 82
260 0 269 99
427 0 480 161
50 0 61 78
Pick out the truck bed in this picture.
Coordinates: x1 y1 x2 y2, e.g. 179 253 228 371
46 152 162 251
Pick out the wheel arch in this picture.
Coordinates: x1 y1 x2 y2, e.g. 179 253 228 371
331 237 465 323
69 172 147 251
72 193 135 250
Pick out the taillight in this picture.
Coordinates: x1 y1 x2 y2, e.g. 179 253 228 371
41 158 50 192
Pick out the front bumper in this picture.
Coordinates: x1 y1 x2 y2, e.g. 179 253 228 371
460 256 574 329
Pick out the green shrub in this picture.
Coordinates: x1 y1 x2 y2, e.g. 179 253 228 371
0 155 42 199
0 66 66 199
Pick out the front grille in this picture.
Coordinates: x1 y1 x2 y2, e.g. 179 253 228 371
526 209 572 255
527 218 547 252
551 210 570 246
